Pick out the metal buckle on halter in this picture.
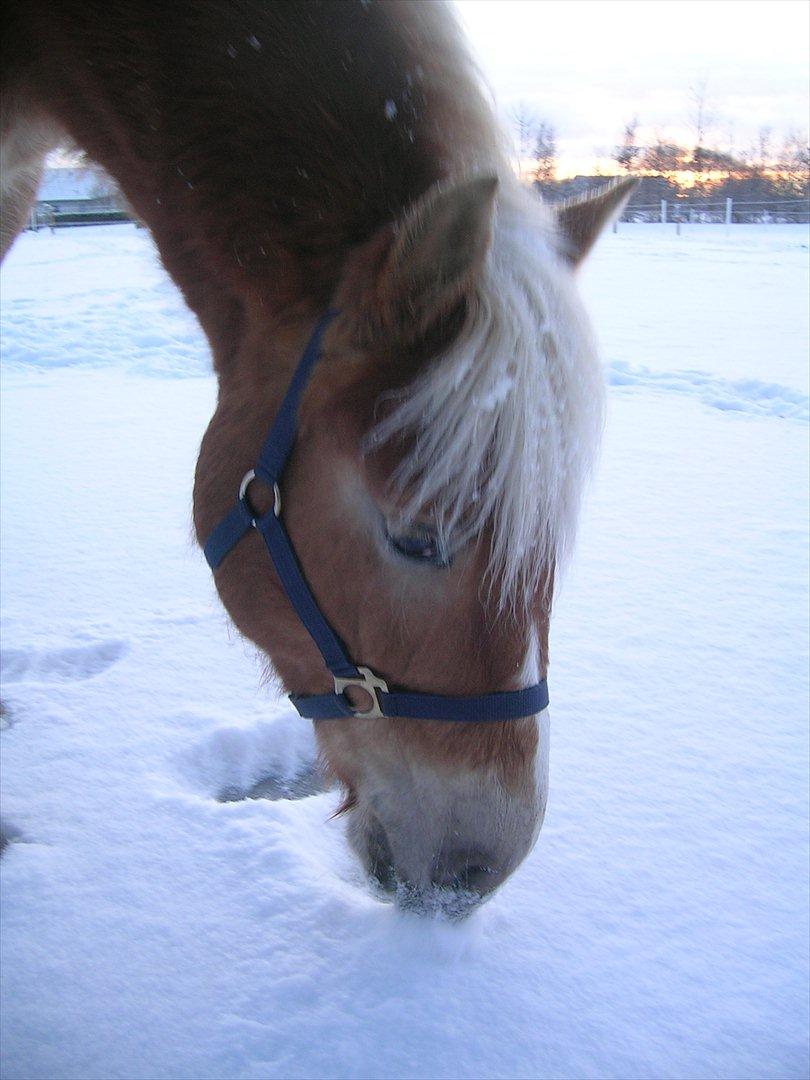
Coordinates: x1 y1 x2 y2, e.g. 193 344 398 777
333 666 389 719
239 469 281 522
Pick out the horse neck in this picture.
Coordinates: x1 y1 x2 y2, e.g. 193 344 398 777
8 2 502 379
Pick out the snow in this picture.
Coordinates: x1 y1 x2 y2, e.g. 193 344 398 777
1 223 809 1080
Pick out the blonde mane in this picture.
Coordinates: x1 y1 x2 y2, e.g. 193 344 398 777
365 182 605 607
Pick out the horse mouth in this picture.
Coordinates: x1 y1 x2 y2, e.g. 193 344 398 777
394 882 484 920
362 815 496 918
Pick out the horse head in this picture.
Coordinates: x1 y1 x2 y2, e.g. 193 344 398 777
200 174 633 911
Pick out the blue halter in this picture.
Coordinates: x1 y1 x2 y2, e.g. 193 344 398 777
203 312 549 722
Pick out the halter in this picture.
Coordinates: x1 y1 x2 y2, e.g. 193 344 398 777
203 312 549 722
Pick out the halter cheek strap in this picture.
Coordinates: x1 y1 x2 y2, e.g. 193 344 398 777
203 311 549 722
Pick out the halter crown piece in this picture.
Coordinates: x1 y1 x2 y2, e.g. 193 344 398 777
203 312 549 722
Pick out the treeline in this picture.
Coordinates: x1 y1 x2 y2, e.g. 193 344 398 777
511 104 810 206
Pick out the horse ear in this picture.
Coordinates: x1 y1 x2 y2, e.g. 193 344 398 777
556 177 638 266
377 174 498 340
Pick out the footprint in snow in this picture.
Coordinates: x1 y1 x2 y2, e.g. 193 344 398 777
0 819 26 858
176 714 332 804
218 761 327 803
0 639 128 684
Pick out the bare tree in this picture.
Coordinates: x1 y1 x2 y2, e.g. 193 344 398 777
755 126 773 171
777 130 810 197
688 78 714 168
533 122 557 186
721 117 736 161
509 101 538 182
614 116 642 174
641 136 685 175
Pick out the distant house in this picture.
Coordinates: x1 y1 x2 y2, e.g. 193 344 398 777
34 167 129 226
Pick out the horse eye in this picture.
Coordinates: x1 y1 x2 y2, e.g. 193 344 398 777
386 526 450 567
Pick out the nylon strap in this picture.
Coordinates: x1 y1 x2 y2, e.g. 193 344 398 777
291 681 549 721
202 311 550 723
255 311 338 485
254 508 359 680
203 310 337 572
204 501 255 571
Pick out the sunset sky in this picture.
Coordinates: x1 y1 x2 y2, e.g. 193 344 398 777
454 0 810 176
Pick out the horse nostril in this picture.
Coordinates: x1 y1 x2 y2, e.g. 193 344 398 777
432 851 500 895
458 863 498 893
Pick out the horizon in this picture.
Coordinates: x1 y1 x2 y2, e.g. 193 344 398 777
454 0 809 178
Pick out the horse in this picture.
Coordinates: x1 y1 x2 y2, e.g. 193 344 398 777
1 0 634 912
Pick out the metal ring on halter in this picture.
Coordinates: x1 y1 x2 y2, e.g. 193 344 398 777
333 667 390 719
239 469 281 522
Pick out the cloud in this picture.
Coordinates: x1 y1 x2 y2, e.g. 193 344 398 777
454 0 809 166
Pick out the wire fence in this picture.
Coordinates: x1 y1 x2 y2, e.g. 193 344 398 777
29 206 131 230
28 196 810 232
623 198 809 224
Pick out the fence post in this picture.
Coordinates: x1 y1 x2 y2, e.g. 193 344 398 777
725 197 733 225
661 199 667 224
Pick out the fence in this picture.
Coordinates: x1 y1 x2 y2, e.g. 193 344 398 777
27 196 810 232
622 197 809 225
28 206 131 231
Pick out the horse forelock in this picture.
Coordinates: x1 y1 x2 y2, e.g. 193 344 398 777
363 183 605 610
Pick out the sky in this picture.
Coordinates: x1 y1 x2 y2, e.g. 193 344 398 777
454 0 810 175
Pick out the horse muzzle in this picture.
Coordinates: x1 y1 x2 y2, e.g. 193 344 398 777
343 740 548 916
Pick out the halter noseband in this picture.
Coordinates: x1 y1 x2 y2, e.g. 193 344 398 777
203 312 549 722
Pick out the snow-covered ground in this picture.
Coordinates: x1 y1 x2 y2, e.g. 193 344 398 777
1 223 808 1080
